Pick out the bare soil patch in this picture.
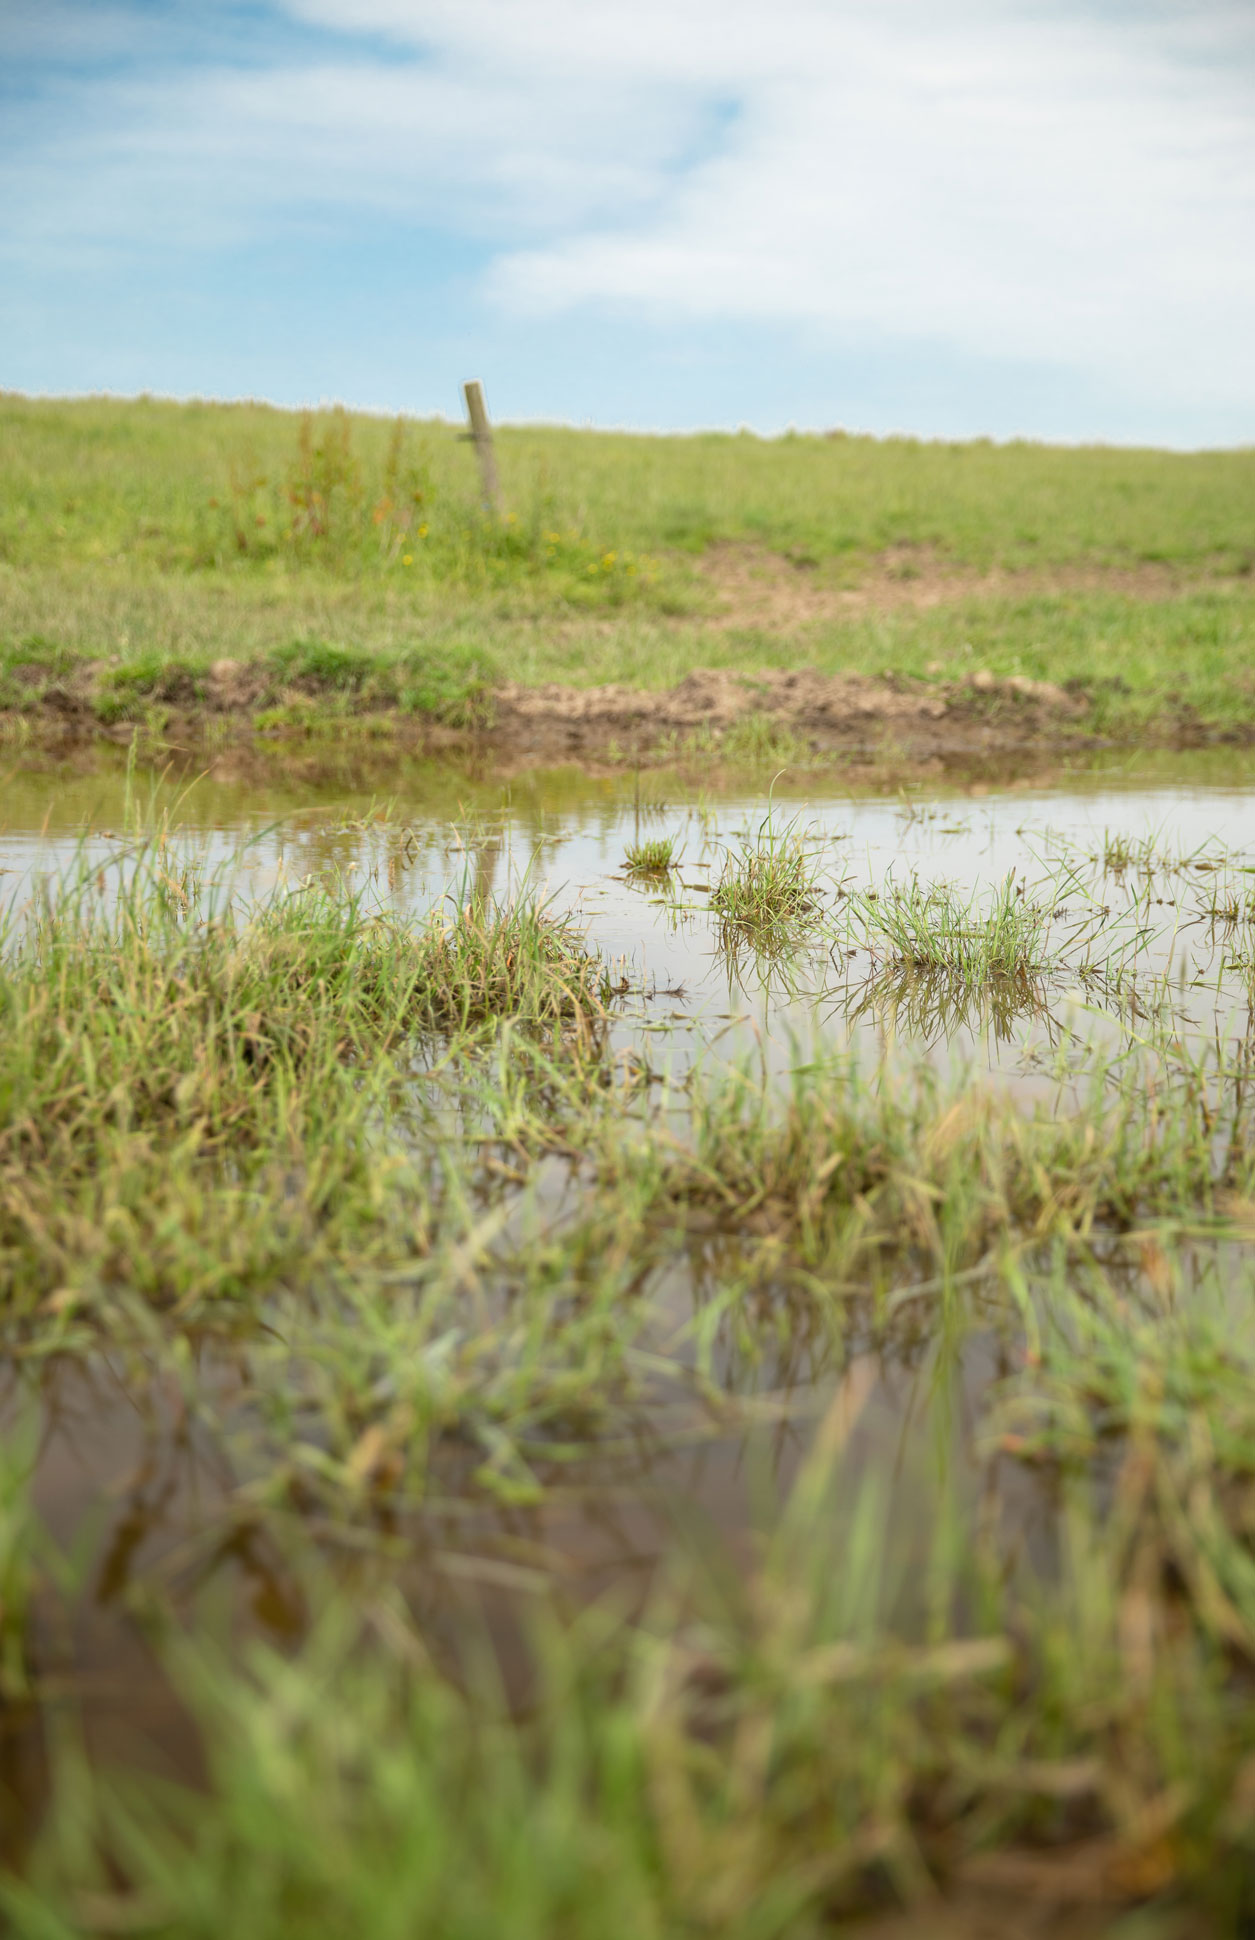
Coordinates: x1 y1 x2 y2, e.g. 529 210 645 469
491 663 1092 761
695 541 1233 634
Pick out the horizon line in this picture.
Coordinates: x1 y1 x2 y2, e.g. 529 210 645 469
4 386 1252 457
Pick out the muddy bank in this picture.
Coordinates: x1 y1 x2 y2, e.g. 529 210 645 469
8 652 1252 766
2 656 1117 763
488 663 1094 760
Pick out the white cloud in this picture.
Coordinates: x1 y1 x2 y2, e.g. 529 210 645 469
5 0 1255 424
1 24 703 256
278 0 1255 408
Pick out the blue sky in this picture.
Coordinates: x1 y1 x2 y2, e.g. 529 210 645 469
3 0 1254 444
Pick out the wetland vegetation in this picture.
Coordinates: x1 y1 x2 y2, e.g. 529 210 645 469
1 744 1255 1934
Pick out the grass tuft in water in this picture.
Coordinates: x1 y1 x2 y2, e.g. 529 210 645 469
709 810 822 944
850 872 1051 984
13 795 1255 1929
0 847 615 1314
622 836 678 879
4 865 423 1157
408 890 608 1030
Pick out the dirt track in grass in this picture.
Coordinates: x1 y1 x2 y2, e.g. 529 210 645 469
693 539 1244 631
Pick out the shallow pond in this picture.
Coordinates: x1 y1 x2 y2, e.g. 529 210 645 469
4 741 1255 1848
6 741 1255 1090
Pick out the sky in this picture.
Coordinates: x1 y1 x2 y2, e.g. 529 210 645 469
3 0 1254 444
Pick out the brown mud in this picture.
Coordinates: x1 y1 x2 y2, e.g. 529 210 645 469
488 662 1092 760
2 658 1107 766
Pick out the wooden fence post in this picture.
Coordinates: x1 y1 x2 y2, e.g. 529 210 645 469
462 380 503 516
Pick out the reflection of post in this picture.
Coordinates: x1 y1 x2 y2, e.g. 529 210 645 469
471 837 500 910
462 380 503 516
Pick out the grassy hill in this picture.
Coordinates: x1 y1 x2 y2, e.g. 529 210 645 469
2 393 1253 740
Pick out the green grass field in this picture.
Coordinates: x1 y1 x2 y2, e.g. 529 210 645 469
2 393 1254 742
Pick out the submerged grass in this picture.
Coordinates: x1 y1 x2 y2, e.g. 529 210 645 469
2 830 1251 1390
8 812 1255 1927
624 1041 1255 1299
14 1349 1255 1937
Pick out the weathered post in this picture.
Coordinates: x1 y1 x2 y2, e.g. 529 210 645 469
462 380 503 516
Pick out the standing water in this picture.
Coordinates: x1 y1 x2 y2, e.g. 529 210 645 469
4 741 1255 1916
